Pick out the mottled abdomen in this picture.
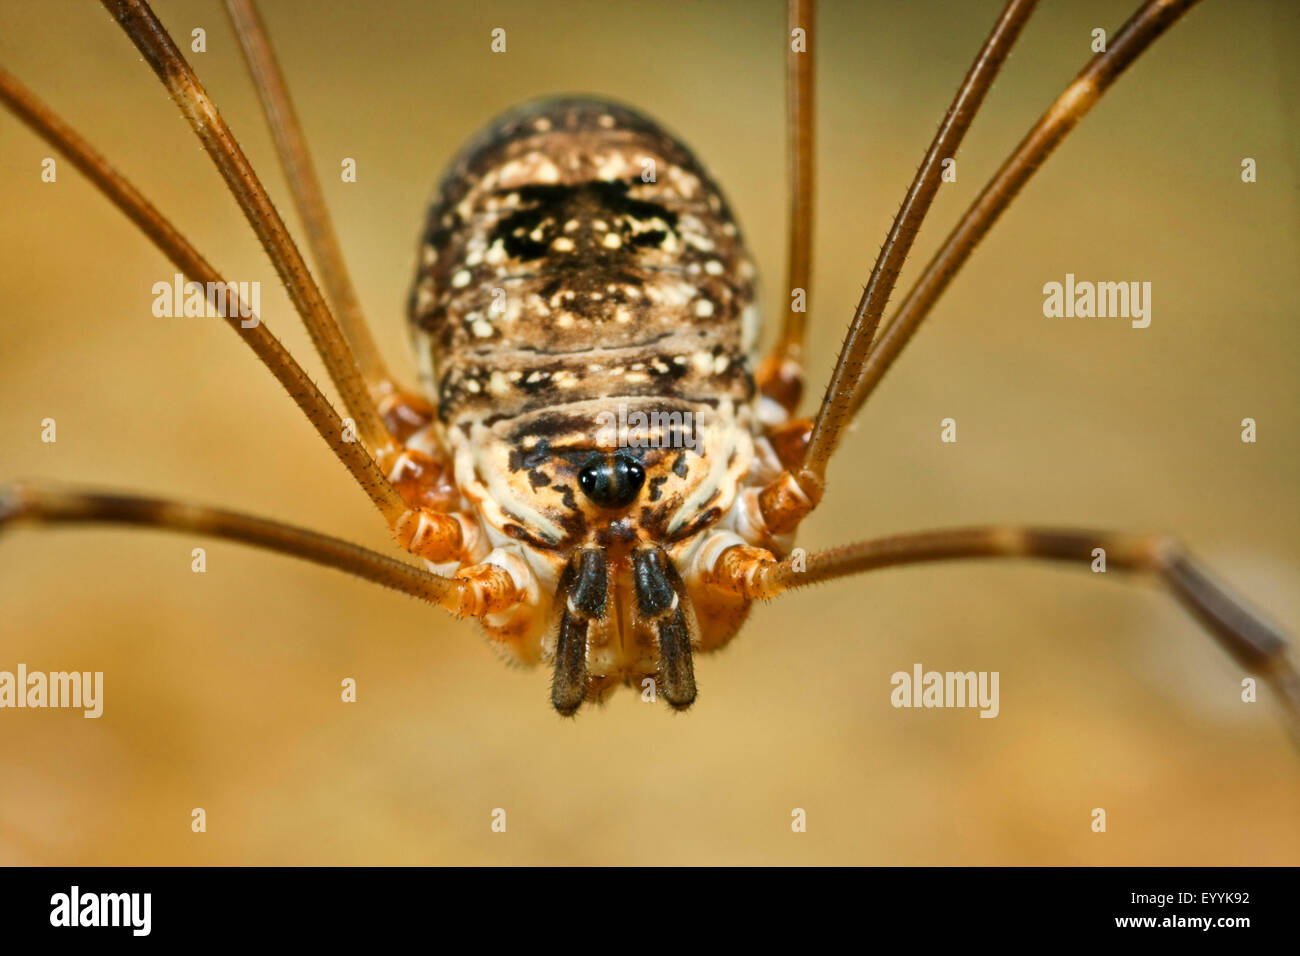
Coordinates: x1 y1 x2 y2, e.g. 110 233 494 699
408 97 759 428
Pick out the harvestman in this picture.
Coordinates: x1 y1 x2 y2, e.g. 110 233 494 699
1 0 1296 733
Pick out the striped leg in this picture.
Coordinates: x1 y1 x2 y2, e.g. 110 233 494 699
0 484 518 620
755 0 1201 536
0 67 466 564
756 0 816 419
99 0 394 458
705 525 1300 742
756 0 1039 533
221 0 435 441
844 0 1203 422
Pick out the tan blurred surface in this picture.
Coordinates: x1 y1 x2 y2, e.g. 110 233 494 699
0 0 1297 865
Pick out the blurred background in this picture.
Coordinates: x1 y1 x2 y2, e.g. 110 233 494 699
0 0 1297 865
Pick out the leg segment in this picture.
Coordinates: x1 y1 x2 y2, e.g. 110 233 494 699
0 68 399 519
706 525 1300 738
0 484 519 619
0 68 466 564
845 0 1203 421
755 0 1202 539
759 0 1039 532
756 0 816 417
222 0 432 437
99 0 393 456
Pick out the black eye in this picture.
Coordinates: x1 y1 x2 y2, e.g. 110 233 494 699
578 453 646 509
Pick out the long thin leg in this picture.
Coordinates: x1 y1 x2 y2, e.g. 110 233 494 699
846 0 1200 420
757 0 1038 532
756 0 815 416
222 0 427 435
0 69 466 562
0 67 394 518
707 526 1300 739
98 0 393 457
0 484 517 618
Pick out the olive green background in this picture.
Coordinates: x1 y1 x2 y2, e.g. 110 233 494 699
1 0 1297 864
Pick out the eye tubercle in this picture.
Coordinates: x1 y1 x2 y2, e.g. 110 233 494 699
577 453 646 509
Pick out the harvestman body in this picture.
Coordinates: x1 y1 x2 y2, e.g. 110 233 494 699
405 98 774 708
1 0 1297 735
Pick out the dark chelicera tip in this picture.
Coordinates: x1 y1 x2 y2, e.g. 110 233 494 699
631 548 698 710
551 614 589 716
656 609 697 710
577 453 645 509
550 548 607 716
